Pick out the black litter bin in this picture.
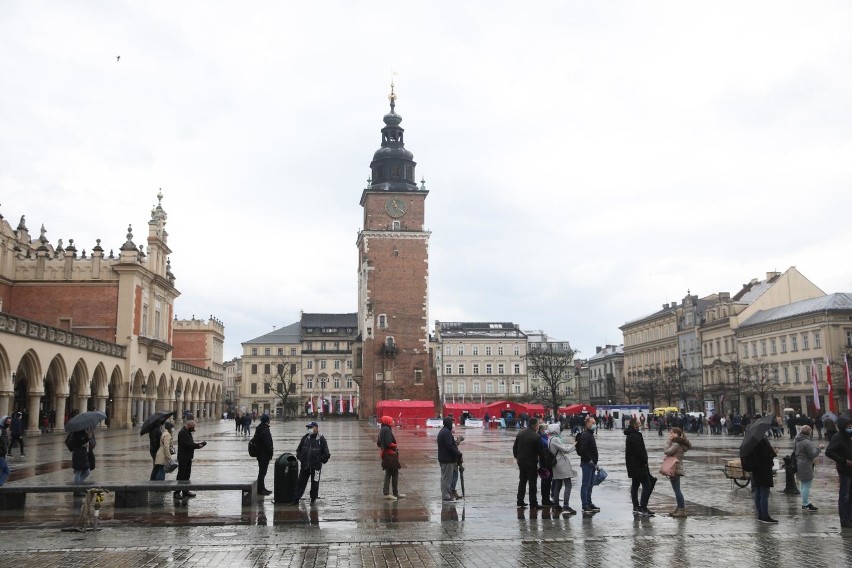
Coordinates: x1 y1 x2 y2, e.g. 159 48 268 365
274 452 299 503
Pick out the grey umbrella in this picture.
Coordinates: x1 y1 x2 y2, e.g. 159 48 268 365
64 410 107 432
739 414 775 457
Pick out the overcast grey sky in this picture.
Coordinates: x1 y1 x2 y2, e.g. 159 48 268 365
2 1 850 360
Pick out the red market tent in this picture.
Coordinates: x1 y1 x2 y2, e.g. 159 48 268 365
442 403 487 419
558 404 596 416
375 400 436 428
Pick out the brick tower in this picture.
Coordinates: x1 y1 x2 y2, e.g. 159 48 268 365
354 87 437 418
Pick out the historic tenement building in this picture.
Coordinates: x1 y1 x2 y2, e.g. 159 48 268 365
587 344 624 406
241 313 358 417
0 194 223 432
435 321 528 403
621 267 840 416
353 90 439 416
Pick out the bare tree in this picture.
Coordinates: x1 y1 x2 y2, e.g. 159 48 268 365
623 371 640 404
260 355 301 420
742 357 778 415
712 355 746 414
525 344 577 417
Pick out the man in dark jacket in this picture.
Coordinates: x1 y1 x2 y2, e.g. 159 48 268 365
10 412 24 456
253 414 274 495
825 416 852 529
577 416 600 513
174 420 207 500
437 416 462 502
291 421 330 505
625 418 655 516
513 417 541 508
0 416 10 486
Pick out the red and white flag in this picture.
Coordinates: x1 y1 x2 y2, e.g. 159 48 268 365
308 397 314 415
349 394 354 413
811 360 821 411
318 397 324 414
846 355 852 411
826 357 838 414
338 397 344 413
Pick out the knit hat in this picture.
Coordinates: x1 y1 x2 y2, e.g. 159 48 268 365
380 416 394 426
260 414 270 424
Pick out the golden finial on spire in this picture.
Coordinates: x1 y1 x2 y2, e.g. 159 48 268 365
389 71 398 110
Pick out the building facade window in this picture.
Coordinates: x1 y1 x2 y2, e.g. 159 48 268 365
514 363 521 374
320 360 327 369
802 333 809 350
498 346 504 356
486 381 494 393
814 332 821 348
498 380 507 393
445 381 453 394
513 381 521 394
513 345 520 356
334 360 341 370
781 337 787 353
445 364 452 375
472 381 481 393
444 345 452 355
485 346 492 356
457 381 466 394
264 363 271 374
498 364 504 374
458 364 465 374
791 335 798 352
414 369 423 383
486 364 492 374
472 363 479 374
770 338 777 355
252 348 258 356
307 360 313 370
472 345 479 356
334 376 340 389
251 383 257 394
251 364 258 374
458 345 464 356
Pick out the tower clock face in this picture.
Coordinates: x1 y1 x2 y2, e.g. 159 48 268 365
385 198 407 218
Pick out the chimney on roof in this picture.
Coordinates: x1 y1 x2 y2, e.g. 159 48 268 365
596 346 603 353
766 271 780 280
750 278 759 285
719 292 730 301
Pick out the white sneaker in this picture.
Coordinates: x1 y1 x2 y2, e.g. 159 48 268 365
396 494 406 499
384 494 397 500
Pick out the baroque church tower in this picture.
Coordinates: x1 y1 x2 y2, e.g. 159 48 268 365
354 87 438 417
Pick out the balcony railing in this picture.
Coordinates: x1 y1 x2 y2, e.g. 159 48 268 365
0 313 126 357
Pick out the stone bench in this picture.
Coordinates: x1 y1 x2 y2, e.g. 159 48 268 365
0 480 257 509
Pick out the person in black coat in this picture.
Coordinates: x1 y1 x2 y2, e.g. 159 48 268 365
750 437 778 523
291 421 330 505
253 414 274 495
825 416 852 528
577 416 600 513
625 418 655 516
174 420 207 500
513 417 541 508
438 417 462 501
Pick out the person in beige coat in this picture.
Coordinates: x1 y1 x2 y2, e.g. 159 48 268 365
547 423 577 514
153 422 175 480
663 426 692 517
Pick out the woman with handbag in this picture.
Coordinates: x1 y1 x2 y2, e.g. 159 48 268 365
662 426 691 518
154 422 175 480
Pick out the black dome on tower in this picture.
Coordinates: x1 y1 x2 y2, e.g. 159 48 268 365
369 87 417 192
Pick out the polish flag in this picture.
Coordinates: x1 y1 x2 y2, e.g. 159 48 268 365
338 397 344 413
826 357 838 414
308 397 314 415
318 397 324 414
845 355 852 411
349 394 354 413
811 360 821 411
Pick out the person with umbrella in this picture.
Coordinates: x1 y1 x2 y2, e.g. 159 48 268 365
740 414 779 523
140 412 175 480
153 422 175 480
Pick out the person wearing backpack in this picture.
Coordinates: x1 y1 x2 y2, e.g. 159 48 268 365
794 425 823 511
253 414 274 495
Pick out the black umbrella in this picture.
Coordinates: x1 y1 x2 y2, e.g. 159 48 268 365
139 411 175 436
458 463 465 499
64 410 107 432
739 414 775 457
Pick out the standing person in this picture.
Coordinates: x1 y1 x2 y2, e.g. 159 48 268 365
625 418 655 517
69 427 94 493
538 423 553 506
174 420 207 500
0 416 10 486
825 416 838 442
438 417 462 502
253 414 274 495
242 413 252 437
153 422 174 481
378 416 405 500
577 416 600 513
291 421 330 505
548 423 576 514
663 426 691 518
825 416 852 529
148 416 165 480
10 412 24 456
795 425 823 511
513 417 541 508
750 436 779 523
